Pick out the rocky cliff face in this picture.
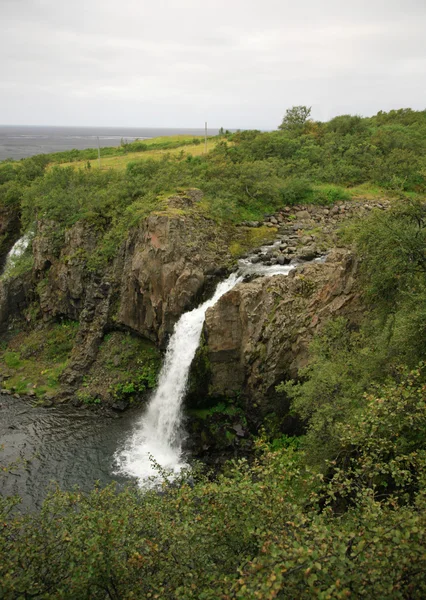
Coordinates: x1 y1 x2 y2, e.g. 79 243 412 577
0 191 238 394
116 206 234 346
31 192 235 346
0 273 32 329
203 248 361 409
0 205 21 271
33 220 101 321
0 192 382 406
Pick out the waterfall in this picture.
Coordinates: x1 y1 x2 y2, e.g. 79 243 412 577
1 232 32 278
114 252 298 484
114 272 242 481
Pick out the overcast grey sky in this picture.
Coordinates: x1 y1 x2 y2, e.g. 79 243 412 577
1 0 425 128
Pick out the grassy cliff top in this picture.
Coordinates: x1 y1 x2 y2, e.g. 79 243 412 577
1 108 425 274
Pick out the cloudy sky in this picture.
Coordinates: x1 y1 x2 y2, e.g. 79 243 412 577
1 0 425 129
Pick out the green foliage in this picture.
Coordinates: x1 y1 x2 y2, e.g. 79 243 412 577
321 363 426 505
0 155 49 211
21 167 123 229
311 185 352 204
2 377 426 600
0 321 79 398
280 198 426 468
76 332 161 404
342 199 426 365
343 199 426 309
44 321 79 361
278 318 384 465
4 351 22 368
111 354 159 401
1 107 425 279
278 105 312 134
230 107 426 190
189 401 243 420
279 177 313 205
327 114 367 136
269 433 302 451
76 391 101 405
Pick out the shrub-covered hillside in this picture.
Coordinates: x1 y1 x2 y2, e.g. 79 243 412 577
1 107 425 241
1 107 425 278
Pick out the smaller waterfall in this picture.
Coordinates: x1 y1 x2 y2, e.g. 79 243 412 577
1 233 32 278
115 272 242 481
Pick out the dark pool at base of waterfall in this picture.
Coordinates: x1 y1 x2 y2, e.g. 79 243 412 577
0 394 143 511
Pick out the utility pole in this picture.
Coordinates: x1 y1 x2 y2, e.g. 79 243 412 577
204 122 207 154
97 136 101 168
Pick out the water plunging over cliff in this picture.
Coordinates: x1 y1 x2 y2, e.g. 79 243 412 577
1 232 32 277
115 273 242 480
115 252 297 484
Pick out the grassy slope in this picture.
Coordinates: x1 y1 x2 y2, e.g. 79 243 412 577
53 137 390 201
54 135 220 171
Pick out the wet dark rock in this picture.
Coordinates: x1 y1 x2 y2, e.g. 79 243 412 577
233 424 245 437
111 400 129 412
298 247 318 261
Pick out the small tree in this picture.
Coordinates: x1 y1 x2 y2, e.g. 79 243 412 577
278 105 312 133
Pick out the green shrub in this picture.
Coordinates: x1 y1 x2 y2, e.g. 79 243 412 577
2 394 426 599
312 185 352 204
279 177 313 205
4 351 22 368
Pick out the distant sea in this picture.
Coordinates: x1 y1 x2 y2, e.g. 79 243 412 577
0 125 220 161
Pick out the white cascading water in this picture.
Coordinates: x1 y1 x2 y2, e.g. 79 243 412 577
1 232 32 277
114 248 298 484
115 272 243 481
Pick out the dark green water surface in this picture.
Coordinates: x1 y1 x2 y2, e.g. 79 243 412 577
0 394 141 511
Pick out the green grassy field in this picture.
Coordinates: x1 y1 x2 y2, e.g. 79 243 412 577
55 135 221 171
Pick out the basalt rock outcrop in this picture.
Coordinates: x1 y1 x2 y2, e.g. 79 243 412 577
0 272 32 329
30 192 235 348
33 220 101 321
0 204 21 271
203 248 362 409
116 204 234 346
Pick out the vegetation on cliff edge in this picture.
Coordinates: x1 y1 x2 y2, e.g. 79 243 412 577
1 107 425 278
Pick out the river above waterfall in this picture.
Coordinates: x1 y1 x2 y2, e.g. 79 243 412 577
0 394 140 511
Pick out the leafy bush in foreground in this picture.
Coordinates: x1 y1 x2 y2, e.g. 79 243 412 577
1 365 426 599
